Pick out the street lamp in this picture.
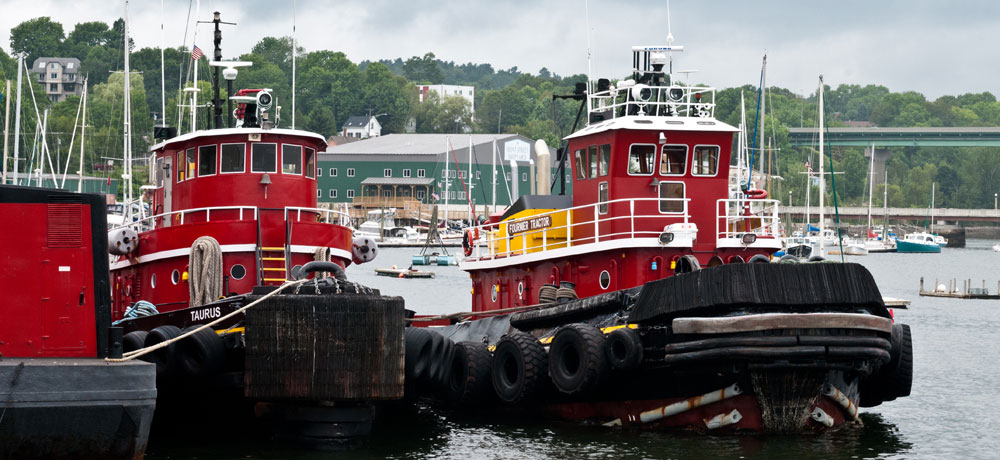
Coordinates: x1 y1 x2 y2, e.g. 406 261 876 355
994 192 997 210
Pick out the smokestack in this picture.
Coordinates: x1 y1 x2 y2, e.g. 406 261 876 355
534 139 550 196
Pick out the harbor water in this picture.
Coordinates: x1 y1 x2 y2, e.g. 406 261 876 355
145 240 1000 459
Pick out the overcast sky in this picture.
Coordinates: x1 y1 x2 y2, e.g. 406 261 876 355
2 0 998 99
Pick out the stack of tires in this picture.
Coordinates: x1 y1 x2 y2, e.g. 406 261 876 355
860 323 913 407
403 322 645 406
122 325 227 389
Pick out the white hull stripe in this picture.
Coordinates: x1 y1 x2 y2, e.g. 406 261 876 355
460 238 671 271
111 244 352 270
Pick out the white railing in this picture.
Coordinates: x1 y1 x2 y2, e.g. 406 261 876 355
468 197 690 261
284 206 352 226
715 199 782 241
588 84 717 121
109 205 260 233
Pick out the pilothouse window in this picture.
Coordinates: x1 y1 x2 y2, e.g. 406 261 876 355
659 182 685 213
598 144 611 176
282 145 302 174
198 145 217 176
304 147 315 178
185 148 196 180
251 143 277 173
628 144 656 175
588 145 598 178
574 149 587 179
660 145 687 175
220 143 245 173
692 145 719 176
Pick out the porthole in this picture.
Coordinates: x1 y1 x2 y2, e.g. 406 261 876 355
517 282 524 296
171 269 180 285
125 284 132 296
151 273 157 289
599 270 611 290
230 264 246 280
491 284 499 302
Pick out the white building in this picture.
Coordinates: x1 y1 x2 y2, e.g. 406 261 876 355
341 116 382 139
417 84 475 114
31 57 83 102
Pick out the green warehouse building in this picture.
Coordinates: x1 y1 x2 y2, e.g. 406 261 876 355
317 134 569 219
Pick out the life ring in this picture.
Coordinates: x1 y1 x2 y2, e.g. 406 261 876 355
462 228 479 257
491 332 548 404
745 189 768 199
548 323 608 396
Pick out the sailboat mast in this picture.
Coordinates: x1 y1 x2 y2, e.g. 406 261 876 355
291 0 297 129
123 0 133 221
160 0 166 125
817 75 825 257
190 0 201 131
12 53 23 184
468 135 474 226
867 142 875 232
444 137 450 224
491 138 497 212
758 54 766 176
78 79 88 193
2 79 9 184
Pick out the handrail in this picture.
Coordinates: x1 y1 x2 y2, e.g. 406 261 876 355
109 205 259 233
715 199 782 240
468 197 691 261
284 206 352 226
588 84 717 121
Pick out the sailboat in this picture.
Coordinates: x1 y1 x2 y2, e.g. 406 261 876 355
897 184 942 253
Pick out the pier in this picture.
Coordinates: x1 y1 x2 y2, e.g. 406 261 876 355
919 277 1000 299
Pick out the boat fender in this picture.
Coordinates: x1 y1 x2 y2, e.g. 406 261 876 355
404 328 434 385
747 254 771 264
425 332 456 388
122 330 148 354
492 332 548 404
176 325 226 379
807 255 826 262
462 228 479 257
548 324 608 396
444 341 494 407
108 226 139 256
605 328 644 371
292 261 347 281
673 255 701 275
143 325 182 381
778 254 800 263
859 323 912 407
352 236 378 264
744 189 768 199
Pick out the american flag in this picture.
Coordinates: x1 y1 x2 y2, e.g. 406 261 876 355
191 45 203 60
805 160 811 172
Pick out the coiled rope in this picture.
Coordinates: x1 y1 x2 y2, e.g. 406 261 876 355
106 278 309 363
189 236 223 308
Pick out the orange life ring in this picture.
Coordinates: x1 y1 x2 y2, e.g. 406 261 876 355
463 229 476 257
745 189 768 199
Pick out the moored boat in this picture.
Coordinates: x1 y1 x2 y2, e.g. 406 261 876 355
896 232 941 253
402 36 913 434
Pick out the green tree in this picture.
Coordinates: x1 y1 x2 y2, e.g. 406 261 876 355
403 52 444 84
10 17 65 64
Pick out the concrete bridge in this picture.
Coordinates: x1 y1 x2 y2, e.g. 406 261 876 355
782 206 1000 223
787 127 1000 147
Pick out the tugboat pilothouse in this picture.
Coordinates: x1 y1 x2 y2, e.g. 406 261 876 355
402 40 913 434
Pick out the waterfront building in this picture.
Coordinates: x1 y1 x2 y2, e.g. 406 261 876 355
30 57 83 102
417 84 476 113
317 133 569 220
341 115 383 139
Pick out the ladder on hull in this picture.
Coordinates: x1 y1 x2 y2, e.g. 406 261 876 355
258 246 289 285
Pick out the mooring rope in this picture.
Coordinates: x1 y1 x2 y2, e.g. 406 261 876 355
189 236 223 308
106 279 309 363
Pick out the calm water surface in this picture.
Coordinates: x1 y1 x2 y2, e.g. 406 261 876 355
146 240 1000 459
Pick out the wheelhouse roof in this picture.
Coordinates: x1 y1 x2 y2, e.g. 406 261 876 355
565 116 738 141
149 128 328 151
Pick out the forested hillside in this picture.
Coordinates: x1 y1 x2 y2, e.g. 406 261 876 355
3 16 999 208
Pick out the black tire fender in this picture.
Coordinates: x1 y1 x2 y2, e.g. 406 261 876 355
176 325 226 379
748 254 771 264
444 341 493 406
123 330 148 354
604 327 643 371
491 332 547 404
548 323 608 396
404 327 434 383
143 325 182 379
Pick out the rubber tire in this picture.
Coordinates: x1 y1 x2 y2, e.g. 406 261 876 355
143 325 182 379
859 323 913 407
673 255 701 275
548 324 608 396
807 255 826 262
605 328 643 371
122 330 148 354
748 254 771 264
176 325 226 379
444 341 493 406
404 328 434 384
492 332 548 404
779 254 800 263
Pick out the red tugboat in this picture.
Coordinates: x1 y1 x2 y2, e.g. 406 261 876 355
106 19 402 445
404 41 912 433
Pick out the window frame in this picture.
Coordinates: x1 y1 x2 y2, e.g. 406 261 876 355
281 144 303 175
417 169 426 178
220 143 246 174
185 148 197 180
384 168 392 177
176 151 185 182
250 143 278 174
598 182 609 215
403 169 411 178
658 181 686 214
346 189 355 198
347 168 356 177
588 145 599 179
574 148 587 179
598 144 611 177
330 168 337 177
304 147 316 179
329 189 337 199
627 143 657 176
659 144 688 176
691 144 721 177
197 144 218 177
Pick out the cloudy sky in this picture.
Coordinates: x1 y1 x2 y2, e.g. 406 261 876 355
2 0 998 99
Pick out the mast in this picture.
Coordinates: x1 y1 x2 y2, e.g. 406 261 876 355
160 0 166 126
291 0 297 129
468 135 474 226
867 142 875 233
190 0 201 131
758 54 766 176
78 79 88 193
491 138 497 212
882 170 889 246
123 0 133 221
12 53 23 184
929 182 935 233
2 79 9 184
817 75 825 257
444 137 450 224
59 80 86 188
